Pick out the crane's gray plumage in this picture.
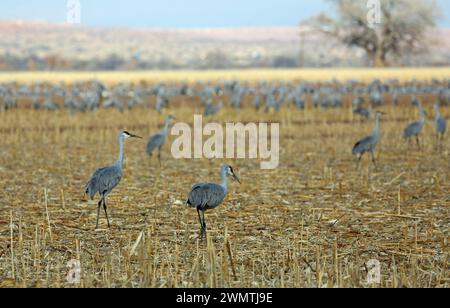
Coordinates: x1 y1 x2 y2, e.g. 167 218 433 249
146 115 175 163
353 105 372 120
204 100 222 117
403 104 426 148
85 131 142 228
186 165 241 239
352 111 384 166
434 103 447 139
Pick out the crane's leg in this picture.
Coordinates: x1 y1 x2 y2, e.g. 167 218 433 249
371 151 377 168
201 210 207 240
158 147 162 167
103 198 111 228
435 133 439 151
196 207 203 233
96 199 102 229
415 135 421 149
197 207 206 240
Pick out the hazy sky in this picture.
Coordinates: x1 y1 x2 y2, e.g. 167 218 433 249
1 0 449 28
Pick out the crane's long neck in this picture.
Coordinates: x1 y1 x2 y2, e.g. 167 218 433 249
372 115 381 136
419 110 426 124
116 137 125 169
220 168 228 193
162 120 170 136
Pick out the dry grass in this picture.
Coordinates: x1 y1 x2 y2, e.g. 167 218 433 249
1 67 450 84
0 94 449 288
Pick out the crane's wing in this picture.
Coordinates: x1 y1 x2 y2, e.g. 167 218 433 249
85 166 121 199
352 135 373 155
437 117 447 134
146 133 164 156
403 121 420 138
186 183 225 209
85 167 108 199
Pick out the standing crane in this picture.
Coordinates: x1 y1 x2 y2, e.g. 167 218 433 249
434 103 447 141
403 104 426 149
85 131 142 228
186 165 241 239
352 111 385 166
146 115 175 164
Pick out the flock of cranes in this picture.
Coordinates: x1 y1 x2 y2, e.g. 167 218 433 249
1 79 450 115
353 101 447 167
1 78 449 238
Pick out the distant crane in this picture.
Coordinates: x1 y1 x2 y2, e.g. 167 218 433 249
253 94 261 111
146 115 175 163
3 91 17 111
403 104 426 149
43 94 59 111
434 102 447 141
352 111 385 166
353 105 372 120
186 165 241 239
85 131 142 228
156 95 169 114
204 100 222 117
31 96 41 110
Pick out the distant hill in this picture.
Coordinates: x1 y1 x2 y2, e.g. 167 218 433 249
0 20 448 71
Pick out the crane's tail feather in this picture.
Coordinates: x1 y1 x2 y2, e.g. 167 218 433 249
85 180 96 200
352 142 360 155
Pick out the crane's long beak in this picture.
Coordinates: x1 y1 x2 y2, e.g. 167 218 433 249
232 174 241 184
130 133 143 139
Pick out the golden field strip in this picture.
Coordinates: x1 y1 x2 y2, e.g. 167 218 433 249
0 67 450 84
0 99 448 287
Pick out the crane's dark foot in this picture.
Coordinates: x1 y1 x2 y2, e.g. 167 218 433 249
199 221 207 241
199 229 207 241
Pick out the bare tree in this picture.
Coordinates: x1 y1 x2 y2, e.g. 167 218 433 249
308 0 441 67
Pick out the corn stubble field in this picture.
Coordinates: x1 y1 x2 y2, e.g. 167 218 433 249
0 77 449 288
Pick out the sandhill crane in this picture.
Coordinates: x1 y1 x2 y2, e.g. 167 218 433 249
31 96 41 110
146 115 175 163
186 165 241 239
353 105 372 120
353 96 364 108
103 92 124 113
294 95 306 110
43 93 59 111
312 91 320 108
434 103 447 141
85 131 142 228
370 90 383 106
204 100 222 117
3 91 17 111
155 95 169 114
411 95 421 107
253 94 261 110
403 104 426 149
352 111 385 166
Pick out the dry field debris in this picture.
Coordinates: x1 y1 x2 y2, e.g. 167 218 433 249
0 84 449 288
